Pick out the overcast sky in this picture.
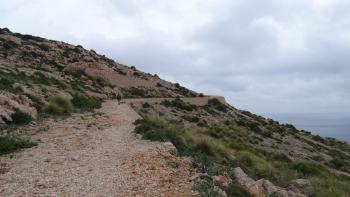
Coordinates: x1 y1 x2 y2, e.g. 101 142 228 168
1 0 350 115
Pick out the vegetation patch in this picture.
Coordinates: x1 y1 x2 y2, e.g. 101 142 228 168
206 98 227 112
194 178 224 197
174 83 197 97
10 110 33 125
0 70 63 93
161 98 197 111
122 87 150 98
44 96 73 115
133 112 350 197
0 136 37 155
71 92 102 112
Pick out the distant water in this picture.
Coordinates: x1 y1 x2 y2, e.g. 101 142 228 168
262 113 350 143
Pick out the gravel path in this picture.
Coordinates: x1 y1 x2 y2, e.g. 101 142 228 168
0 101 196 196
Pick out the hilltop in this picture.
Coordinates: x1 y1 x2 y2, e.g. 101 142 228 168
0 28 349 197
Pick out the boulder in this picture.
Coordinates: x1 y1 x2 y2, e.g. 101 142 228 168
234 167 265 197
233 167 307 197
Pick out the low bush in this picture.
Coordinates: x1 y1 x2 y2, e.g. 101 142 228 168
10 110 33 125
122 87 150 98
71 93 102 111
207 98 227 112
45 96 73 115
0 136 37 155
173 83 196 97
161 98 197 111
134 115 185 150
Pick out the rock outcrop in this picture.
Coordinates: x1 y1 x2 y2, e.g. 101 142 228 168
234 167 308 197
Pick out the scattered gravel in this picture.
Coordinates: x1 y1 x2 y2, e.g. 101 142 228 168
0 101 197 196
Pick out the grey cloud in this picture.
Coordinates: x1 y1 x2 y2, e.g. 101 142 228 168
1 0 350 115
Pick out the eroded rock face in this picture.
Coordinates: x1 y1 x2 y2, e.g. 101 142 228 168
233 167 307 197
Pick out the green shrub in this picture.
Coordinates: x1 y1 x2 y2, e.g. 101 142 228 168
134 115 185 150
207 98 227 112
0 136 37 155
10 110 33 125
45 96 73 115
122 87 149 98
161 98 197 111
71 93 102 111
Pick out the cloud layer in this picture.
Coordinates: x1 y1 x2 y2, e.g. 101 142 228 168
1 0 350 114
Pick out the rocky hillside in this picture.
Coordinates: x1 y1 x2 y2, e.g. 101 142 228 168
1 28 350 197
0 27 198 127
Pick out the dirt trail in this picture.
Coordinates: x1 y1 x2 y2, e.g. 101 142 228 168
0 101 196 196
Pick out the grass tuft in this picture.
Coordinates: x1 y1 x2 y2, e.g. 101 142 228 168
71 92 102 112
45 96 73 115
0 136 37 155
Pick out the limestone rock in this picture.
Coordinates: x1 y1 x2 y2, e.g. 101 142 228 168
234 167 265 197
233 167 307 197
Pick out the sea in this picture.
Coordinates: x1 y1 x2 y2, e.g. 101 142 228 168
262 113 350 143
